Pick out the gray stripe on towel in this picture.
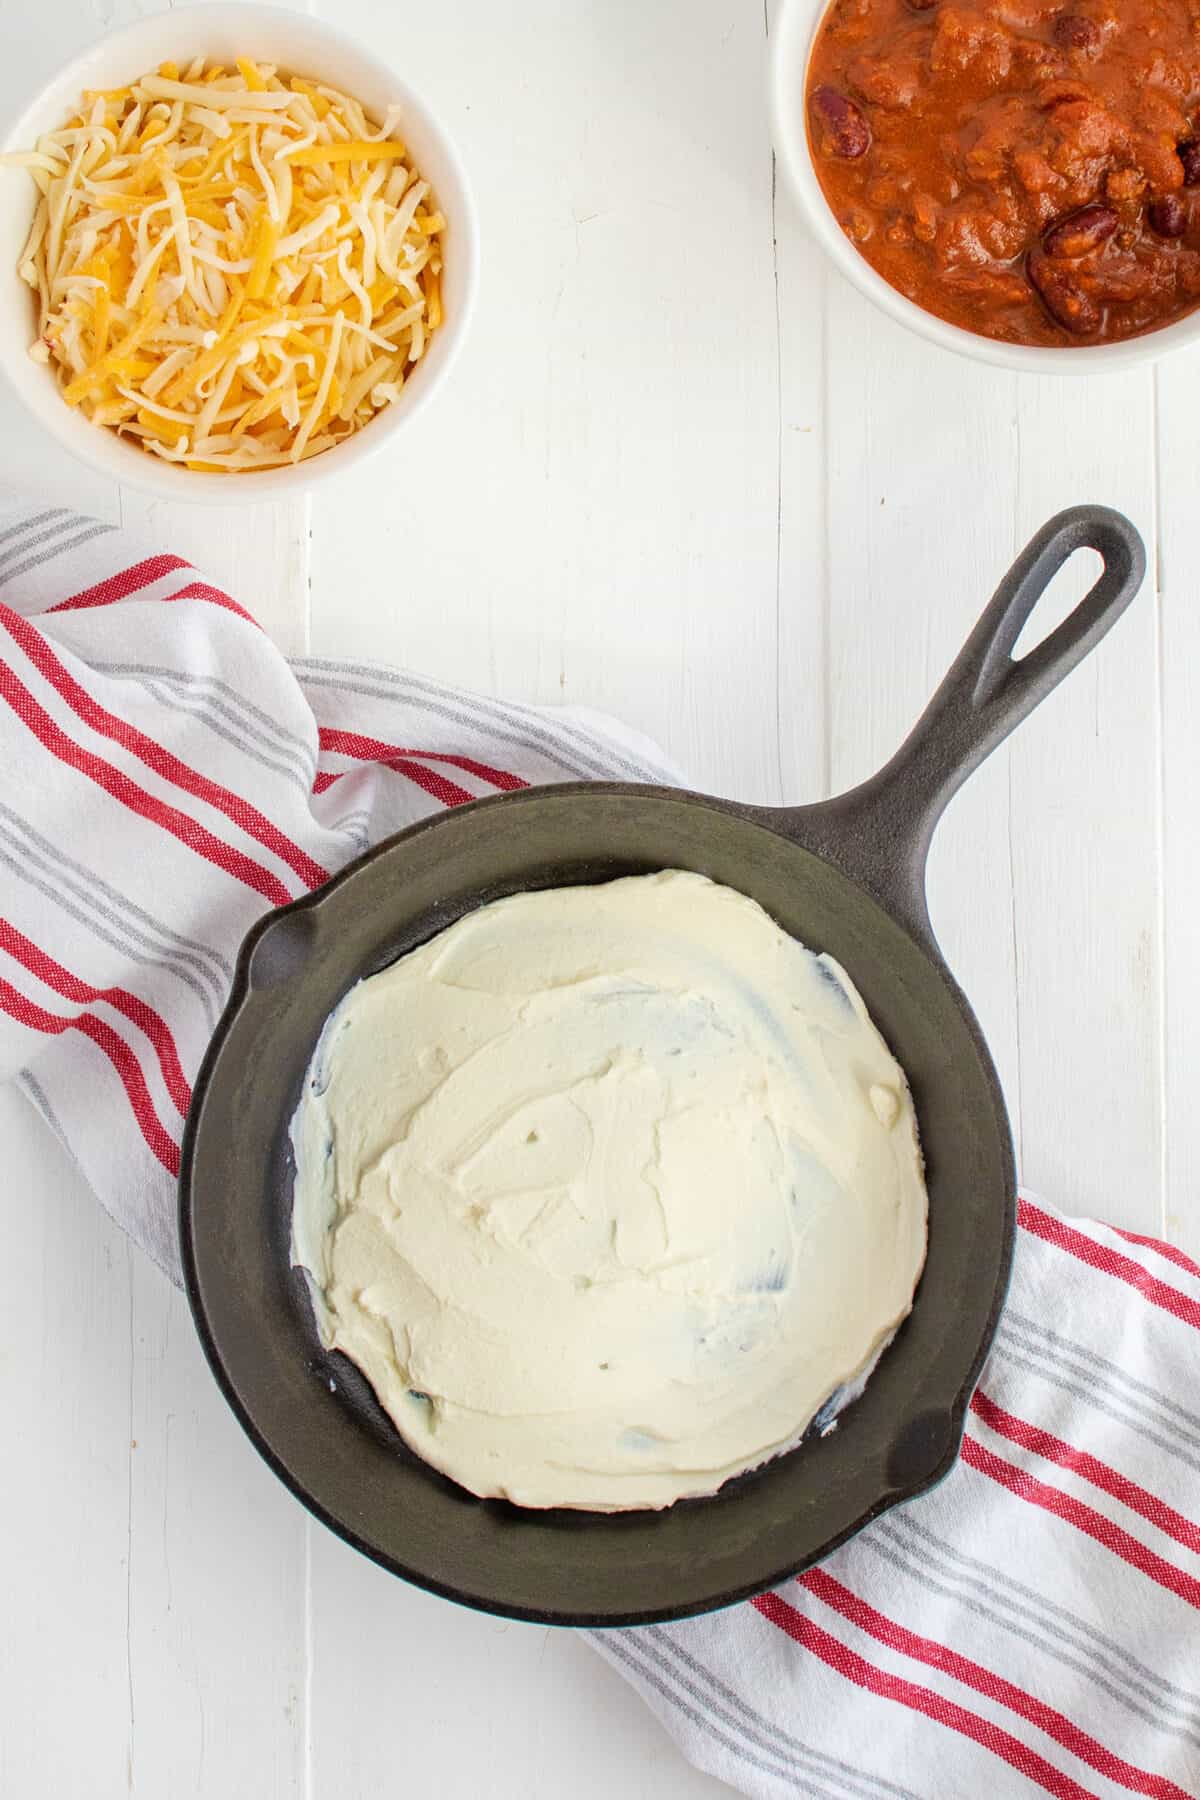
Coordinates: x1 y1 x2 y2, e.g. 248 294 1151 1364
596 1630 841 1800
0 800 230 1002
91 662 318 773
296 658 668 784
991 1337 1200 1480
644 1621 921 1800
0 520 117 590
1002 1308 1200 1448
137 677 314 797
0 511 90 576
0 507 72 549
880 1513 1200 1740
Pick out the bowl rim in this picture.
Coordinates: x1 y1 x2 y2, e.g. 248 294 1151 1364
0 0 479 502
768 0 1200 374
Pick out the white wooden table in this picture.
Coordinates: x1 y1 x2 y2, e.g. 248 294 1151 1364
2 1 1198 1795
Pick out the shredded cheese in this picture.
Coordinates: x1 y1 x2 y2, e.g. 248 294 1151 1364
1 56 445 471
282 139 409 166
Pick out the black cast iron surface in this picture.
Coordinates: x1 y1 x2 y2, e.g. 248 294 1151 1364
180 505 1145 1625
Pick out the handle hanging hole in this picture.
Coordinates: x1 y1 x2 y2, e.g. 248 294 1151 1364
1012 546 1103 661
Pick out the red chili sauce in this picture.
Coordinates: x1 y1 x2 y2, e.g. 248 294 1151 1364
805 0 1200 344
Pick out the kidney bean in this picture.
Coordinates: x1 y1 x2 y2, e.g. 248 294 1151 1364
809 85 872 159
1042 203 1119 258
1149 194 1188 238
1180 142 1200 187
907 0 938 10
1027 248 1101 334
1053 13 1100 49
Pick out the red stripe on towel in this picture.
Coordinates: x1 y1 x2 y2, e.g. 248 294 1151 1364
961 1434 1200 1611
0 605 326 890
752 1591 1101 1800
1110 1227 1200 1284
800 1568 1193 1800
47 554 192 613
318 726 527 791
0 975 179 1175
159 580 259 625
1018 1200 1200 1334
312 749 474 808
971 1389 1200 1556
0 655 292 906
0 918 191 1117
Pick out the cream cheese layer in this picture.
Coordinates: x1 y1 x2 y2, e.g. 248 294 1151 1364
290 870 928 1511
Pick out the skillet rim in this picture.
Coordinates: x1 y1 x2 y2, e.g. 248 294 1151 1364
178 780 1017 1626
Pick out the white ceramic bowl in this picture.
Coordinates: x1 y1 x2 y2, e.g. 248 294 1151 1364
0 2 478 500
769 0 1200 373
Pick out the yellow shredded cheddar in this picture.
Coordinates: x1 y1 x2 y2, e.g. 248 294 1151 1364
245 208 280 301
368 277 399 311
424 269 442 331
192 125 250 185
215 276 246 340
136 408 187 442
230 383 286 438
283 139 408 167
108 239 134 304
2 55 444 469
91 283 110 359
62 307 162 402
289 78 332 119
164 309 286 404
79 192 144 215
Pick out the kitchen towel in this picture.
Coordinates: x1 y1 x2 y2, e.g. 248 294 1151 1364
0 496 678 1275
0 499 1195 1799
589 1208 1200 1800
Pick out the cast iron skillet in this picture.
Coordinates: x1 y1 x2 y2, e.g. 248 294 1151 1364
181 504 1145 1627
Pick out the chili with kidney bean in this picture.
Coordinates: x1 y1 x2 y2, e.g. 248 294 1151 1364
805 0 1200 345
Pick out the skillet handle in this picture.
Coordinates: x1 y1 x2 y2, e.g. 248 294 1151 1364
775 504 1146 946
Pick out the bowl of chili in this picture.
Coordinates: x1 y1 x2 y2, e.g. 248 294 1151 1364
770 0 1200 369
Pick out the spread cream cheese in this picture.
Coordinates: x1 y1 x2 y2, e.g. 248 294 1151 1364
290 870 928 1511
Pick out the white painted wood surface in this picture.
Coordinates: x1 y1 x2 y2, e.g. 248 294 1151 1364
1 0 1197 1795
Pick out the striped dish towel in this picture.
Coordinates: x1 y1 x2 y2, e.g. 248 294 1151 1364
0 498 676 1275
0 502 1196 1799
591 1204 1200 1799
